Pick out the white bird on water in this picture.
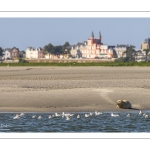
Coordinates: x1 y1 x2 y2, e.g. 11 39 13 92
19 113 25 117
66 116 70 120
143 113 146 116
77 115 80 119
32 115 36 119
139 110 142 115
95 111 102 116
111 113 119 117
55 113 61 117
145 114 149 118
127 114 130 117
89 113 93 116
48 115 52 119
62 112 70 117
70 114 74 117
38 116 42 119
85 114 90 118
13 114 20 120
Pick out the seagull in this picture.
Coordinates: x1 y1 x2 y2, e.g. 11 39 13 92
32 115 36 119
139 110 142 115
89 113 93 116
143 113 146 116
95 111 102 116
62 112 70 117
97 112 103 115
48 115 52 118
66 116 70 120
95 111 98 115
111 113 119 117
19 113 25 117
77 115 80 118
85 114 90 118
38 116 42 119
70 114 74 117
145 114 149 118
127 114 130 117
13 114 20 120
55 113 61 117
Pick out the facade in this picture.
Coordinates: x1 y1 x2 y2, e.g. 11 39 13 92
100 45 115 58
26 47 44 59
2 48 11 60
135 50 146 62
70 32 116 59
141 38 150 50
114 45 129 58
38 48 44 58
9 47 19 59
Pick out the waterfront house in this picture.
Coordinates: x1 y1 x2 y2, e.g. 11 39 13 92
9 47 19 59
2 48 11 60
26 47 44 59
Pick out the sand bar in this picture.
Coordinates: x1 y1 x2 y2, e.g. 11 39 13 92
0 66 150 112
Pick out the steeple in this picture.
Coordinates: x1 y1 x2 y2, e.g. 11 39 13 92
91 31 94 38
99 31 102 37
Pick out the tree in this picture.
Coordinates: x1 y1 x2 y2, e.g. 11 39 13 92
43 42 71 58
0 47 3 57
143 48 150 62
123 45 136 62
43 43 54 58
62 42 71 55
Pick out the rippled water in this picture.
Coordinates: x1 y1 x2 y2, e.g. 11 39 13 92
0 111 150 132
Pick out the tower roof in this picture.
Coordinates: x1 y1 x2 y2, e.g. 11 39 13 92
91 31 94 37
99 31 102 37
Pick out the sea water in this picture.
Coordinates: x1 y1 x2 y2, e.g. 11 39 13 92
0 111 150 132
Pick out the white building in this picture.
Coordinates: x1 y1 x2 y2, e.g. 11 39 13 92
2 48 11 60
114 45 129 58
100 45 114 58
135 50 147 62
26 47 43 59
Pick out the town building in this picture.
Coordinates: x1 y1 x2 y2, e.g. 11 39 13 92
70 32 115 59
114 44 130 58
26 47 44 59
141 38 150 50
2 48 11 60
135 50 146 62
9 47 20 59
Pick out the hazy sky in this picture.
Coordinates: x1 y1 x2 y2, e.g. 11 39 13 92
1 18 150 50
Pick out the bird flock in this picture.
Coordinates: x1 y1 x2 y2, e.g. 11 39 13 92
12 110 149 120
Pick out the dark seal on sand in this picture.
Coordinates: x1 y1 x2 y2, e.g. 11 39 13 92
116 100 132 109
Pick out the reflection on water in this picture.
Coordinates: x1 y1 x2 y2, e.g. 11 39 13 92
0 111 150 132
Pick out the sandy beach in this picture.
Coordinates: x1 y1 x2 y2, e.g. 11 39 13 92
0 66 150 112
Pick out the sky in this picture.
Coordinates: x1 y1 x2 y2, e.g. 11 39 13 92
1 18 150 51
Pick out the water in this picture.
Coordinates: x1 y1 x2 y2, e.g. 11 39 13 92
0 111 150 132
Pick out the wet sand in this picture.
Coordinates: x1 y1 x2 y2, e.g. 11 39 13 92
0 66 150 112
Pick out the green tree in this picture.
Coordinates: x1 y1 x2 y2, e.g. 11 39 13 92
123 45 136 62
43 43 54 58
43 42 71 58
62 42 71 55
0 47 3 57
143 48 150 62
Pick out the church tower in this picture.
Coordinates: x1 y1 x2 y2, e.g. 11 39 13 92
98 31 102 44
91 31 94 44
